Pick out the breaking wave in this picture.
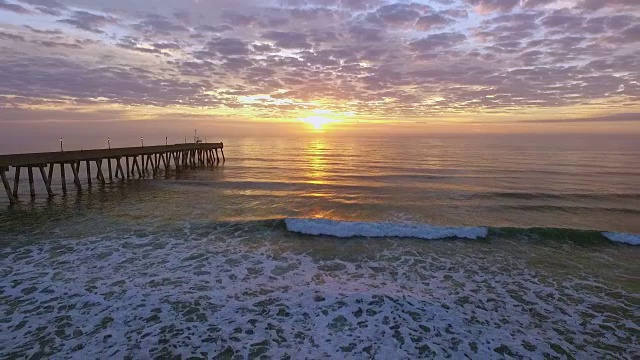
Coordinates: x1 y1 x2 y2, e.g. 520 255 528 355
284 218 640 245
285 218 488 240
602 232 640 245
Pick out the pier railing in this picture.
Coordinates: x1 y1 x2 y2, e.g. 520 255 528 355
0 143 224 205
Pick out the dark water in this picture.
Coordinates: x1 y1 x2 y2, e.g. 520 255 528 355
1 134 639 358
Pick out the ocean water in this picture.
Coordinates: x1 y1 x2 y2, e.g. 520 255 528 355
1 134 639 358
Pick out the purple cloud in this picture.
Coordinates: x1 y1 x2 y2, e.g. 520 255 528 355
0 0 30 14
416 14 454 31
58 11 118 34
409 32 467 52
262 31 312 49
465 0 519 14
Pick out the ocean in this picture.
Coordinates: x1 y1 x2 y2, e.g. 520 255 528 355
1 134 639 358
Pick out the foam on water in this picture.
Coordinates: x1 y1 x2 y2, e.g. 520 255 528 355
602 232 640 245
1 222 638 359
285 218 489 240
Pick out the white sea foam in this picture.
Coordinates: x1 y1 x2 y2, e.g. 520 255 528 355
602 231 640 245
285 218 489 240
1 223 638 359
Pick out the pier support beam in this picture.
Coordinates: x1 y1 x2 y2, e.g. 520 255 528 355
125 157 130 180
96 160 105 184
173 152 180 172
70 162 81 190
86 160 92 186
116 158 124 182
39 165 54 197
133 157 142 178
13 167 20 198
108 159 113 182
47 163 54 187
1 168 16 205
162 153 168 171
27 167 35 198
60 163 67 193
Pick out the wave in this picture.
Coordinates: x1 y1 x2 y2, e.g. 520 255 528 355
602 232 640 245
283 218 640 245
285 218 489 240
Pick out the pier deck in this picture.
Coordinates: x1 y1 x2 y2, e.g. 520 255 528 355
0 143 224 205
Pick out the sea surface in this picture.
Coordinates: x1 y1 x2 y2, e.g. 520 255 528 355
1 134 639 358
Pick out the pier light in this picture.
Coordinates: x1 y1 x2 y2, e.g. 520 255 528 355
108 137 111 149
60 138 63 152
141 137 144 147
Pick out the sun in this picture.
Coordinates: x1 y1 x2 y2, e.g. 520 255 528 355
299 115 337 130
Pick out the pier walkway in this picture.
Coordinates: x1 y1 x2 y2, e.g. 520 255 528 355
0 143 224 204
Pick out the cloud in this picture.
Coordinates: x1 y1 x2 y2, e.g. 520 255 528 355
23 25 62 34
409 32 467 52
416 14 454 31
223 11 259 27
195 24 233 33
58 10 118 34
0 31 25 41
153 42 181 50
578 0 640 11
17 0 65 15
465 0 519 14
0 0 638 123
348 26 384 42
34 40 82 49
619 24 640 43
200 38 251 57
0 56 220 107
373 3 429 27
262 31 312 49
0 0 30 14
133 15 189 35
515 113 640 123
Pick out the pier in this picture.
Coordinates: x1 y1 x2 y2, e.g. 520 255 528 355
0 143 224 204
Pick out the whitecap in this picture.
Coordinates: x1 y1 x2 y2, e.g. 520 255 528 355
602 231 640 245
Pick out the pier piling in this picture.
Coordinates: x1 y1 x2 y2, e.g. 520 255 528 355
28 167 35 198
86 161 92 186
108 159 113 182
13 167 20 198
60 163 67 193
70 162 81 190
47 163 54 187
39 165 54 197
1 167 16 205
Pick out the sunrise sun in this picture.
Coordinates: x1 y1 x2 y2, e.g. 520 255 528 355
299 115 338 130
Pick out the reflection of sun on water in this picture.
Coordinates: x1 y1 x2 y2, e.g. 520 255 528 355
307 139 327 186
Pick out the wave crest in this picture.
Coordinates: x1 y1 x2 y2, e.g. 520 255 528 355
285 218 489 240
602 232 640 245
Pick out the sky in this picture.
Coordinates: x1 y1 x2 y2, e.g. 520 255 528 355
0 0 639 144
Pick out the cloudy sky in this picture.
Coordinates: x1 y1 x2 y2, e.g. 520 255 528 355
0 0 639 139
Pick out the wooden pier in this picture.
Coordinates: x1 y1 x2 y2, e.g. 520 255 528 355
0 143 224 205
